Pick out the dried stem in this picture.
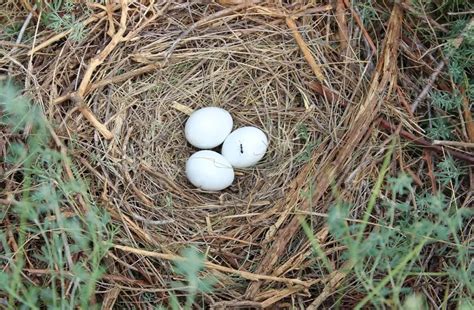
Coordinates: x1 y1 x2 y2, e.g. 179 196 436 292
286 16 326 82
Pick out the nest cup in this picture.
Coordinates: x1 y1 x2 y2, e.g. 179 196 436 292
89 16 337 217
45 2 352 300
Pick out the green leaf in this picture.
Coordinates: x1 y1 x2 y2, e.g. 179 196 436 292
426 117 452 140
458 298 474 310
387 173 413 196
394 202 410 212
403 294 428 310
432 224 450 240
431 89 462 111
7 142 27 164
328 202 350 240
174 247 205 279
198 277 217 294
436 156 465 187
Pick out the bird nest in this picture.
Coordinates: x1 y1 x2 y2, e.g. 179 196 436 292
1 1 385 306
6 0 471 308
54 2 363 305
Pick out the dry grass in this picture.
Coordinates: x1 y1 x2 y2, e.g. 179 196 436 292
1 0 473 308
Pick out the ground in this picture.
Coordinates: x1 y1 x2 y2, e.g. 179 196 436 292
0 0 473 309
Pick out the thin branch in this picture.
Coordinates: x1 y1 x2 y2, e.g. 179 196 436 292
27 8 118 55
286 16 325 82
335 0 349 51
411 61 444 113
432 140 474 148
343 0 377 55
113 244 310 287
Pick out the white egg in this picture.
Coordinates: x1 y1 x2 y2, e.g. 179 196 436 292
185 107 233 149
221 126 268 168
185 150 234 191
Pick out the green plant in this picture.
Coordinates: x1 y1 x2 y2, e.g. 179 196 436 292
40 0 89 42
0 82 112 309
1 23 23 41
435 156 465 187
296 124 318 164
314 141 473 308
431 89 462 111
162 247 216 310
426 117 453 140
444 18 474 84
412 2 473 147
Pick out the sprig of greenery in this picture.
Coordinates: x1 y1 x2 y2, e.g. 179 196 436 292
444 18 474 84
296 124 318 164
431 89 462 111
435 156 465 188
41 0 88 42
322 141 472 308
426 117 453 140
162 247 216 310
0 82 111 308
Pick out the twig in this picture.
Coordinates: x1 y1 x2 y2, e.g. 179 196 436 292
211 301 262 310
461 87 474 143
171 102 194 115
308 81 474 165
432 140 474 148
20 0 35 15
307 261 355 310
343 0 377 55
0 40 30 48
77 106 113 140
50 2 163 136
8 4 36 74
411 61 444 113
378 119 474 165
24 268 148 285
424 150 437 194
335 0 349 51
448 10 474 15
293 4 334 18
397 86 415 118
308 81 344 104
261 285 311 308
75 2 128 100
105 2 116 37
86 63 162 94
27 8 118 55
16 4 36 45
66 0 130 140
113 244 310 287
286 16 325 82
129 212 174 226
25 8 41 90
52 93 72 105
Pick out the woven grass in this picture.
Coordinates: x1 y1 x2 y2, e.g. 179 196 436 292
2 0 473 308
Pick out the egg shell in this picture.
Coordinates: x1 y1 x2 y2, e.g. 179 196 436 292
185 150 235 191
185 107 233 149
221 126 268 168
